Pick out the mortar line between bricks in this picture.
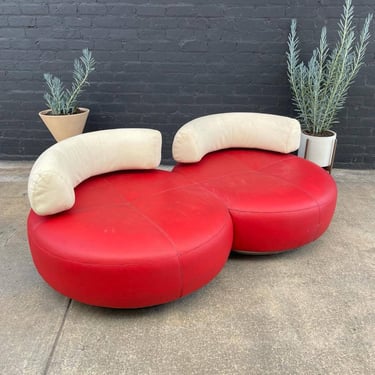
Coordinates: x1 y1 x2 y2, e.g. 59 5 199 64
42 299 72 375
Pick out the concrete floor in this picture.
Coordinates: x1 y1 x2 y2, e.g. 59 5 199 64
0 161 374 375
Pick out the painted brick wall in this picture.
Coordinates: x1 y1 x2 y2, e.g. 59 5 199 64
0 0 374 167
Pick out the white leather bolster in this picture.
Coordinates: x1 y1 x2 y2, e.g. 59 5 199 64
28 129 162 215
172 113 301 163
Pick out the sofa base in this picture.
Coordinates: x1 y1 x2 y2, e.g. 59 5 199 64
173 149 337 253
27 170 233 308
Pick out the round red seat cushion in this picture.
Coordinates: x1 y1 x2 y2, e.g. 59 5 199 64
27 170 233 308
173 149 337 253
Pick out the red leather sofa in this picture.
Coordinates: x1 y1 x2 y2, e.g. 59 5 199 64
27 114 337 308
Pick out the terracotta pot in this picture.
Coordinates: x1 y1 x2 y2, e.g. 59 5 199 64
298 130 337 168
39 107 89 142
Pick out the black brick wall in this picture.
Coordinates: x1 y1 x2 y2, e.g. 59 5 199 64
0 0 374 167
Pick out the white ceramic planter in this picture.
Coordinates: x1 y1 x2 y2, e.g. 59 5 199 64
298 130 337 168
39 107 89 142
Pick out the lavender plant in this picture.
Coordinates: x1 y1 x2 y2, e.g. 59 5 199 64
43 49 95 115
287 0 372 135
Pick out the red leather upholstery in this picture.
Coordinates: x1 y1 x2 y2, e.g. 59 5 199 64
173 149 337 253
27 170 233 308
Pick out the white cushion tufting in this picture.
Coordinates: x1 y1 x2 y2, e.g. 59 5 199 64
28 129 162 215
172 112 301 163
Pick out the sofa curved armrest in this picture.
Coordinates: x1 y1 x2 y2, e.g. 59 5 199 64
28 128 162 215
172 112 301 163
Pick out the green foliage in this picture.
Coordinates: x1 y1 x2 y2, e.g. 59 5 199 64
286 0 372 135
43 49 96 115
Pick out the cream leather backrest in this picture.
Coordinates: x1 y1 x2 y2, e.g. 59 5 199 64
28 128 162 215
172 113 301 163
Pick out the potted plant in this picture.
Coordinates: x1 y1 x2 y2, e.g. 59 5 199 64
39 48 96 142
286 0 372 169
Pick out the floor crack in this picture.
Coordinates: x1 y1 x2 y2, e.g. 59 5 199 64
42 299 72 375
